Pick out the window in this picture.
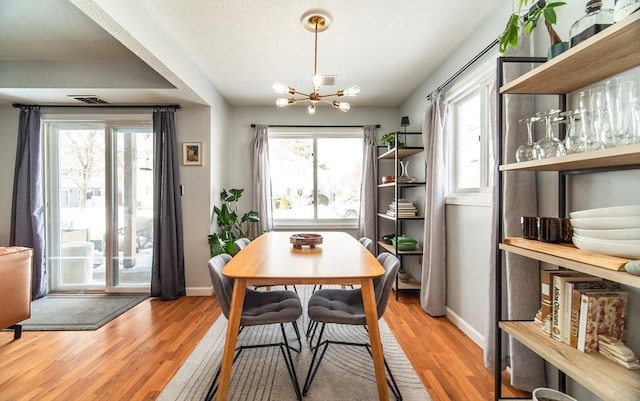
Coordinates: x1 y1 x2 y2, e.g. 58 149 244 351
268 128 363 228
446 56 495 205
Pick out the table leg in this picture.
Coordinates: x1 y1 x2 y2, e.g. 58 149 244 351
361 279 389 401
216 279 247 401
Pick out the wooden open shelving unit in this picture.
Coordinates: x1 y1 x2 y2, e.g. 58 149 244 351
495 12 640 401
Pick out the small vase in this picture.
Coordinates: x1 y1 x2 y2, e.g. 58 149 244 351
396 161 415 183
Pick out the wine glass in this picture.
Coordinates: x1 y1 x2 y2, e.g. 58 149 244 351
535 109 566 158
561 109 586 154
516 116 542 162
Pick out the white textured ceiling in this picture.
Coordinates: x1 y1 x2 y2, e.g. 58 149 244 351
0 0 504 107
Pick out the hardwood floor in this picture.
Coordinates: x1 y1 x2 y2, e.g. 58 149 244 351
0 291 528 401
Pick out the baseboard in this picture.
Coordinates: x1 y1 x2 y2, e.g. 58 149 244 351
186 286 213 296
446 306 484 348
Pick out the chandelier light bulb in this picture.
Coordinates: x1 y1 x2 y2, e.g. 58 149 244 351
276 98 292 108
341 86 360 97
308 104 316 114
273 82 291 94
312 74 323 91
333 101 350 112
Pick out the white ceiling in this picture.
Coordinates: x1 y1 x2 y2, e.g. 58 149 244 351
0 0 504 107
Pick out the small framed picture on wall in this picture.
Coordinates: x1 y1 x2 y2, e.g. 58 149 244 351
183 142 203 166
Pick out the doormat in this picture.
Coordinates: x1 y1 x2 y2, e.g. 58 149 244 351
19 294 148 331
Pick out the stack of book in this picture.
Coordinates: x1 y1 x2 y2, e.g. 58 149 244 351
538 269 628 353
386 199 417 217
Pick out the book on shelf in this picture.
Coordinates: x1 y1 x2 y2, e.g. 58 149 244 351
540 269 572 335
551 273 591 342
566 280 621 346
576 291 628 352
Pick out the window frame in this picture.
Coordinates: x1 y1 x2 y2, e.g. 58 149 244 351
444 55 496 207
268 127 363 230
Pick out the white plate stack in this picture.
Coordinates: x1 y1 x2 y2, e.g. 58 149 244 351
569 205 640 259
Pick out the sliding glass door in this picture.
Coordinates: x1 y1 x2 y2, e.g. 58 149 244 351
44 121 153 293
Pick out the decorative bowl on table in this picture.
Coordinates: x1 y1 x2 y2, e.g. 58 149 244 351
290 233 323 249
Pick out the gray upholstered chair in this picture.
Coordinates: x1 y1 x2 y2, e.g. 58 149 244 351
233 237 250 252
358 236 374 253
206 254 303 401
302 252 401 399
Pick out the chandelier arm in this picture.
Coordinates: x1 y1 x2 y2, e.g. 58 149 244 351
316 92 343 99
292 90 312 97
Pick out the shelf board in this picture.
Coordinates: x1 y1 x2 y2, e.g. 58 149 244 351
392 276 421 291
378 147 424 160
500 238 640 288
500 144 640 172
377 240 423 255
378 213 424 221
499 321 640 401
500 13 640 95
378 181 426 188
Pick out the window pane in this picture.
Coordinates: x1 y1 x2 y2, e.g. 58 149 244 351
457 92 481 189
268 134 363 224
269 138 314 219
317 138 362 219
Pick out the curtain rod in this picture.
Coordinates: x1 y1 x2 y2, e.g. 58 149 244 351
251 124 380 128
426 39 499 100
12 103 181 109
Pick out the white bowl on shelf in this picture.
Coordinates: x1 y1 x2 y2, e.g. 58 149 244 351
570 216 640 230
572 227 640 240
532 387 577 401
569 204 640 219
572 235 640 259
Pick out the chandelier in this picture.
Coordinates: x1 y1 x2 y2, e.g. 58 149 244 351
273 11 360 114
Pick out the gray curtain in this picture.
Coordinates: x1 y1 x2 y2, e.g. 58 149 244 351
420 91 447 316
483 36 546 391
11 106 46 300
150 108 185 300
252 124 273 233
358 125 377 240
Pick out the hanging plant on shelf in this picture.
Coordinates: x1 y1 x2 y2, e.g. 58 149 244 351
499 0 567 57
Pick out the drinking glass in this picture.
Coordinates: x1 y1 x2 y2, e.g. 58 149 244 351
620 76 640 145
561 109 586 154
581 90 604 152
535 109 566 158
592 86 616 148
516 116 542 162
604 78 626 146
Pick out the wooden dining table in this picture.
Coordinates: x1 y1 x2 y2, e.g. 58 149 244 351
216 231 389 401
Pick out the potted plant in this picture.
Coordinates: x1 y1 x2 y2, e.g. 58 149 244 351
208 188 260 256
499 0 567 58
380 132 404 150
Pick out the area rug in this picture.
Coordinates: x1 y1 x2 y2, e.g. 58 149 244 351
158 286 431 401
19 294 148 331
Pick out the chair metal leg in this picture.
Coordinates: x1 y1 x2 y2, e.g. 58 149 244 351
287 321 302 353
279 324 302 400
302 323 330 395
365 345 403 400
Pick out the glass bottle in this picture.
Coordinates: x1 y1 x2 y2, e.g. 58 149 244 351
535 109 566 158
569 0 614 48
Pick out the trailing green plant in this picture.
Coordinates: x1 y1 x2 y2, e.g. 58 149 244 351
499 0 566 53
208 188 259 256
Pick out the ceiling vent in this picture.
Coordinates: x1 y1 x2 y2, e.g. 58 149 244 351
323 76 336 86
68 95 109 104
